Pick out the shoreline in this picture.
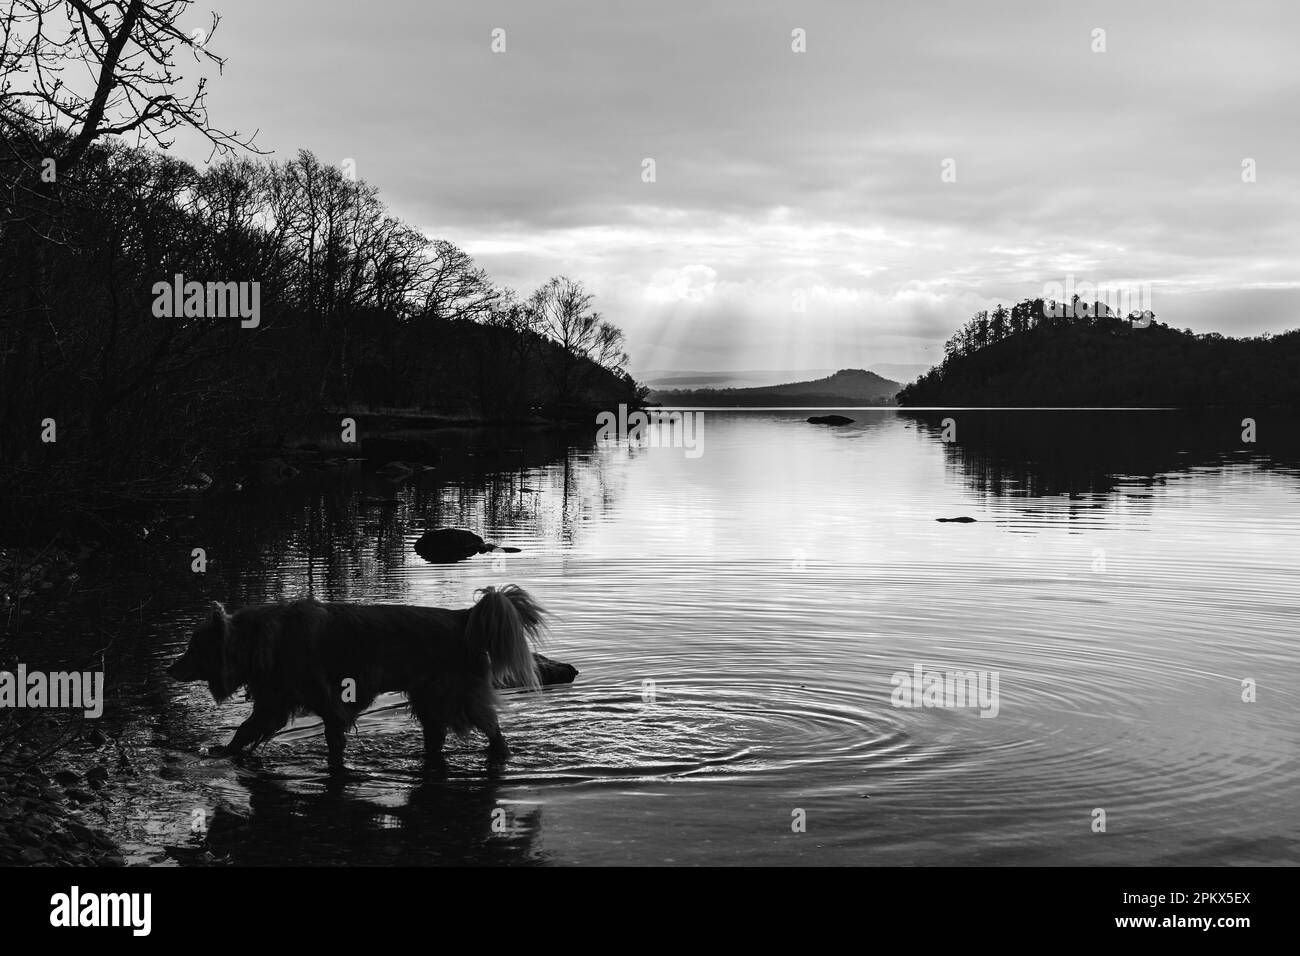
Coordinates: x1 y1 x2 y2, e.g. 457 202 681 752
0 745 124 866
0 412 604 865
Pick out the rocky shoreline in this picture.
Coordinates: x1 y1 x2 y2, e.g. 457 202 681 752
2 543 127 867
1 416 594 868
0 757 123 866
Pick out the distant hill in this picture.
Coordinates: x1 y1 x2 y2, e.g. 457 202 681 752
642 365 924 390
867 363 932 384
898 301 1300 406
641 368 838 390
651 368 902 406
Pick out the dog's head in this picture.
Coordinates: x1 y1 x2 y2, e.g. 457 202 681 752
167 602 243 700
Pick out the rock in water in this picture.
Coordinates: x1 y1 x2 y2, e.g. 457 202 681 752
531 653 579 687
935 516 977 523
413 528 521 562
414 528 489 562
807 415 854 425
494 653 577 688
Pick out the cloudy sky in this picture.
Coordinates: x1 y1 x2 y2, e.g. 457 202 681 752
172 0 1298 376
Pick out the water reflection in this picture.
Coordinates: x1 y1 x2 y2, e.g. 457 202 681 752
900 408 1300 499
191 426 619 606
28 410 1300 866
191 766 546 866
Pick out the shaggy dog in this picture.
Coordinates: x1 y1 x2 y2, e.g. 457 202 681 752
166 586 547 772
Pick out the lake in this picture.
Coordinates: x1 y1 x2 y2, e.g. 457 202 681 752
35 409 1300 865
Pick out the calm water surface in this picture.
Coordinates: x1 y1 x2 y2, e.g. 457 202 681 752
41 410 1300 865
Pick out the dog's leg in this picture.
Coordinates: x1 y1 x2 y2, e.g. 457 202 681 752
471 709 510 760
213 706 285 756
323 718 348 774
408 687 448 766
422 721 447 761
421 719 450 776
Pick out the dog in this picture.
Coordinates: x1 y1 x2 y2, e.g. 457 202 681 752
166 585 547 772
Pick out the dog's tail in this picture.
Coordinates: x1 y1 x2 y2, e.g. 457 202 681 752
467 585 546 689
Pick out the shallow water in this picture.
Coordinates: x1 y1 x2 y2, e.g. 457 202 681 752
35 410 1300 864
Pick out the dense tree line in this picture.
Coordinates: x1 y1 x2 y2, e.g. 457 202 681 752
899 297 1300 406
0 133 642 533
0 1 641 540
937 296 1151 364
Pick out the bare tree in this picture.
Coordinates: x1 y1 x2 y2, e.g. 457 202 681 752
527 275 628 403
1 0 257 177
421 239 500 322
0 1 258 455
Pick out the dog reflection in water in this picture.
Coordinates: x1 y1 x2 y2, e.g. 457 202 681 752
167 585 548 773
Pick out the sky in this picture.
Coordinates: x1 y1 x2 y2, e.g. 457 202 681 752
166 0 1300 376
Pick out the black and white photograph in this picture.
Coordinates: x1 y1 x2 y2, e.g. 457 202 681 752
0 0 1294 931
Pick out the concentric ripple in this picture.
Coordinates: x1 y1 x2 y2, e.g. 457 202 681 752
247 674 912 787
50 410 1300 865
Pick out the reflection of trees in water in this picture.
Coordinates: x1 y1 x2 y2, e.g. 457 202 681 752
196 423 622 605
411 432 626 557
27 423 612 865
901 410 1300 502
202 769 548 866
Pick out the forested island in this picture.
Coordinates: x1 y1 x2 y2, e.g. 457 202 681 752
898 298 1300 407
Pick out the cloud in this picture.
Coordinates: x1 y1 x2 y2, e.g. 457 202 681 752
174 0 1300 374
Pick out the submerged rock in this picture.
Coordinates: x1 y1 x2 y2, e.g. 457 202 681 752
414 528 521 563
492 654 576 688
807 415 854 426
530 653 579 687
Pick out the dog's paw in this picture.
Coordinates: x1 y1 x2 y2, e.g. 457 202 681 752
207 744 252 760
